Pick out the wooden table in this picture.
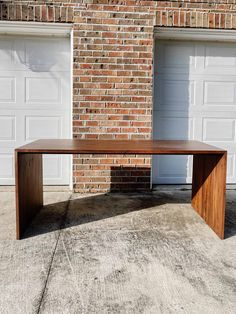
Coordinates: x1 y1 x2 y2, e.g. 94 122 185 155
15 140 227 240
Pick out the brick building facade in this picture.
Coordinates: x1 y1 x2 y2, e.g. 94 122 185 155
0 0 235 192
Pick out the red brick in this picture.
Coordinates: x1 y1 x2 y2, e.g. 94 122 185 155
8 0 236 193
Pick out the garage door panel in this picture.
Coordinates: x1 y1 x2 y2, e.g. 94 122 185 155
0 115 16 141
203 81 236 106
7 71 70 110
152 155 192 184
0 35 71 185
25 115 62 141
155 79 195 110
226 154 235 181
153 116 194 140
12 37 70 72
203 118 236 142
23 38 70 72
0 39 15 69
157 42 236 76
0 110 22 148
25 77 62 104
0 77 16 103
155 41 196 74
43 155 70 185
0 152 70 185
0 71 69 109
43 155 63 179
0 153 14 183
153 40 236 184
204 44 236 68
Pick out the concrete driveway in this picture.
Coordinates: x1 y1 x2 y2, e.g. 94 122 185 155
0 188 236 314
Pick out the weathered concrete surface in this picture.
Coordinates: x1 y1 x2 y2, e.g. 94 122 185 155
0 189 236 314
0 192 71 314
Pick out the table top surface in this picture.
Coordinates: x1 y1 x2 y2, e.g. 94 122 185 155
15 139 226 155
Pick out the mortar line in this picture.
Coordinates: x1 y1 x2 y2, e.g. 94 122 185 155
36 193 73 314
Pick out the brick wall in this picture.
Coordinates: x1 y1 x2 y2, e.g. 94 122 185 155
1 0 236 192
72 1 155 192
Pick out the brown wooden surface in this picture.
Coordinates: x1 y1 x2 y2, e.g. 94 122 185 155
191 153 227 239
15 140 227 240
15 152 43 240
16 139 225 155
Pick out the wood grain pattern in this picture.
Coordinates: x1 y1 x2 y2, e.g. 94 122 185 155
192 153 227 239
15 152 43 240
15 139 225 155
15 140 227 240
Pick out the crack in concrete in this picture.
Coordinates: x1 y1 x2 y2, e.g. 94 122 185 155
36 193 73 314
61 235 86 311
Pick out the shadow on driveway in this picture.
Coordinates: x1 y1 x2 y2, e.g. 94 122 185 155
23 191 236 240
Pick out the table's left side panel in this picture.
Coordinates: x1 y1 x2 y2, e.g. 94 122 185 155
15 152 43 239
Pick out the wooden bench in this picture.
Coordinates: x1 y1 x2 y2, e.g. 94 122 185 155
15 139 227 240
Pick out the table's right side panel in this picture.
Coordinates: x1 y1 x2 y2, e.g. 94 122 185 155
191 152 227 239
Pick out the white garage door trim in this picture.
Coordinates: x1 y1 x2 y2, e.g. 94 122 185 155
0 21 72 37
154 27 236 43
0 22 73 188
152 27 236 186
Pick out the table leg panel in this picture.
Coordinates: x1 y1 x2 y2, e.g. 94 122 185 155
192 153 227 239
15 152 43 240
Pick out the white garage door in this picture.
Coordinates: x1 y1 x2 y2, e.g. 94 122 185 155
0 35 71 185
153 40 236 184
